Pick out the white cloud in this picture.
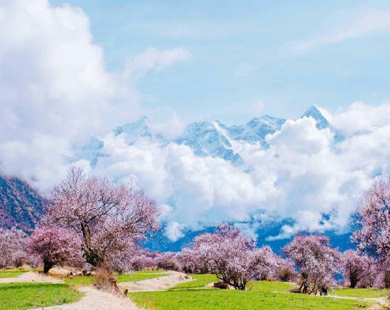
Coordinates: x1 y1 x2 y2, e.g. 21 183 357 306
148 113 187 140
0 0 115 189
0 0 190 191
123 47 191 81
90 102 390 240
332 101 390 136
165 222 185 242
290 9 390 53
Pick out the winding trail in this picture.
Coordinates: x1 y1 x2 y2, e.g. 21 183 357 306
119 270 193 292
0 271 63 284
0 270 191 310
29 286 139 310
323 294 389 310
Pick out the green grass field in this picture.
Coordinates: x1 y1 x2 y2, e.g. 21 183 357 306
247 280 295 292
131 278 374 310
0 269 30 279
331 287 390 298
64 270 168 285
0 283 82 310
170 274 218 290
130 285 370 310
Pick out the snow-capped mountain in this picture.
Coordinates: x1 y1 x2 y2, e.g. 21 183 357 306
176 120 243 164
228 115 286 147
114 116 153 144
81 106 335 165
301 106 330 129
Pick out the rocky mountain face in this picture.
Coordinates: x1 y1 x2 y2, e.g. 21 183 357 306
0 175 47 232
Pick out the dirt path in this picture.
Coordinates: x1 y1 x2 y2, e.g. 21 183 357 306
119 270 193 292
325 294 389 309
15 270 191 310
0 271 63 284
29 286 139 310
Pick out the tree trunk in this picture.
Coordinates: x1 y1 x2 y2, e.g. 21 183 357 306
383 270 390 289
350 271 358 288
43 261 53 274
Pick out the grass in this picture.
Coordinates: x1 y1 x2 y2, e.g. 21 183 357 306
0 283 82 310
130 284 370 310
170 274 218 290
331 287 390 298
0 269 29 279
247 280 295 292
64 270 168 285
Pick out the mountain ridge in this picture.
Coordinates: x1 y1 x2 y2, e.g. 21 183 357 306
85 105 334 165
0 174 48 232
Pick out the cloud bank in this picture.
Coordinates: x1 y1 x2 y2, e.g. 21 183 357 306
90 106 390 240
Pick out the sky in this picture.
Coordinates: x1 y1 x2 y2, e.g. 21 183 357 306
1 0 390 241
49 0 390 124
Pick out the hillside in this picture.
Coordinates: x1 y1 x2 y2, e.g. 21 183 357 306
0 175 47 232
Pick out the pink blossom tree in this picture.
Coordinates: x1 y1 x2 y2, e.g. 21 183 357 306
130 247 160 270
352 177 390 288
0 228 27 268
155 252 180 271
283 234 341 295
272 256 297 282
180 224 279 290
44 168 160 276
250 246 281 281
26 226 83 273
341 250 373 288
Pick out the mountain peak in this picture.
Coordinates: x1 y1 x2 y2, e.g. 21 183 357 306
114 116 152 141
302 106 330 129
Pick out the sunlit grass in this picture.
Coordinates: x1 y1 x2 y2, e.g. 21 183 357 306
331 287 390 298
130 281 371 310
64 270 168 285
247 280 295 292
0 283 82 310
170 274 218 290
0 269 30 279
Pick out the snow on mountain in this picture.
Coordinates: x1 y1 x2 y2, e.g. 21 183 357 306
175 120 243 164
301 106 344 142
78 106 336 164
228 115 286 147
301 106 330 129
114 116 153 144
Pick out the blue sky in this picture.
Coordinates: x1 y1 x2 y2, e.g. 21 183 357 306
51 0 390 124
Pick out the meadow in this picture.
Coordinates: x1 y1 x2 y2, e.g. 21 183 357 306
0 269 30 279
331 287 390 298
2 268 389 310
130 278 375 310
0 283 82 310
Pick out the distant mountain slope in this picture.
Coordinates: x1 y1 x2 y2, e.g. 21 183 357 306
0 175 47 232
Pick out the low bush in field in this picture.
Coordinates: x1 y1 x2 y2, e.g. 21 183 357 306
0 283 82 310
